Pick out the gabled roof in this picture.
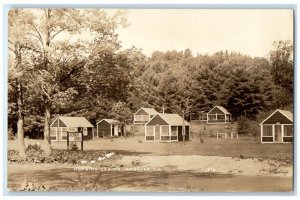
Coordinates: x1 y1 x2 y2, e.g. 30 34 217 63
208 106 230 115
97 119 121 125
147 113 190 126
134 107 159 115
260 109 293 125
52 116 94 127
278 109 293 122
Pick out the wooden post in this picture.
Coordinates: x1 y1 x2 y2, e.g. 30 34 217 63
78 127 83 151
182 113 186 144
81 132 83 151
67 132 69 150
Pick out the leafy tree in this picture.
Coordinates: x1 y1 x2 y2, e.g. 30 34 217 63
8 9 34 157
23 8 127 155
269 40 293 95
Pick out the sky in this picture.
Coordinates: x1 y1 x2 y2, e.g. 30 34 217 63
114 9 293 58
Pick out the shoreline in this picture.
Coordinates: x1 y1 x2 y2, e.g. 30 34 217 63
7 154 293 178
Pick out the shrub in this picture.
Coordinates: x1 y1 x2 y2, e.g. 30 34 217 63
70 143 79 151
200 137 205 143
131 159 141 166
8 128 15 140
18 178 47 191
237 116 260 136
26 144 43 154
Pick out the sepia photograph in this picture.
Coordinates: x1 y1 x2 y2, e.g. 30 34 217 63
6 7 294 193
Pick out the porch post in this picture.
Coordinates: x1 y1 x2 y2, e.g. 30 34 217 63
160 126 162 142
272 125 275 143
110 124 112 137
169 125 171 142
144 125 146 141
281 124 284 143
56 127 58 141
260 125 263 143
97 125 98 138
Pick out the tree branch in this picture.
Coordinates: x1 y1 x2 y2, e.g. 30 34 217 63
41 84 51 100
50 29 64 41
60 61 85 83
31 24 44 48
8 46 16 54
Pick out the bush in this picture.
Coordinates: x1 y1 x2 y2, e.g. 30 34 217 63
26 144 43 154
200 137 205 143
8 128 15 140
131 159 141 166
70 143 79 151
18 178 47 191
237 116 260 136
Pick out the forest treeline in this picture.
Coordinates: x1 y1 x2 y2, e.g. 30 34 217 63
8 9 293 156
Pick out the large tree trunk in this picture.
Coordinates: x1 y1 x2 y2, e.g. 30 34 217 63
43 103 52 155
43 9 52 155
16 77 26 158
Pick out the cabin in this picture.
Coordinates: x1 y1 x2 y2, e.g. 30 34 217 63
50 116 94 141
133 107 159 124
207 106 231 124
145 113 190 142
260 109 293 143
199 111 208 121
97 119 125 138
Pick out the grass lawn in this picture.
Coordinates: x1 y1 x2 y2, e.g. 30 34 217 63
8 134 293 159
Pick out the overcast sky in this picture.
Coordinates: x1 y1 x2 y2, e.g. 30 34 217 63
114 9 293 58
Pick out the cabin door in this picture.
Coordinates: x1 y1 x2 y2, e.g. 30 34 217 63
274 125 282 143
112 125 119 136
155 125 160 141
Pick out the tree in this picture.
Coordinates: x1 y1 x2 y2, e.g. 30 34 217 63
269 40 293 96
8 9 34 157
24 9 85 155
110 102 132 137
23 8 128 155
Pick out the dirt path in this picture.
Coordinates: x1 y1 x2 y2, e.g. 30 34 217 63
7 165 293 192
116 155 293 177
7 154 293 192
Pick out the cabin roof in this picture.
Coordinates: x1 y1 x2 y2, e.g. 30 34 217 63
51 116 94 127
97 119 121 125
260 109 293 125
147 113 190 126
208 106 230 115
135 107 158 115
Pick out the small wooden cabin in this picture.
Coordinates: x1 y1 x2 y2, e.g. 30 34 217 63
145 113 190 142
50 116 94 141
199 111 208 121
97 119 124 138
207 106 231 124
133 107 159 124
260 109 293 143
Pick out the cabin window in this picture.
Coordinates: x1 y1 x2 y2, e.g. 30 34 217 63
50 127 57 140
284 125 293 137
218 114 225 119
171 126 178 140
161 126 169 136
208 114 216 120
146 126 154 136
171 126 177 136
61 127 68 140
262 125 272 136
135 115 149 122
